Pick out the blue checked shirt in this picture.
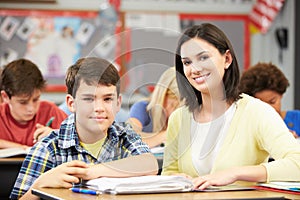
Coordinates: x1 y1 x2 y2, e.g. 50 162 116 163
10 114 150 199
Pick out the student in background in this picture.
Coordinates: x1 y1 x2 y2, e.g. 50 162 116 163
162 23 300 189
0 68 3 104
10 57 158 199
0 58 67 149
239 62 300 138
0 68 2 104
128 67 182 148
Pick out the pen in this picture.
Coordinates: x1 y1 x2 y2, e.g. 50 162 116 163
45 117 55 127
70 188 100 195
289 187 300 191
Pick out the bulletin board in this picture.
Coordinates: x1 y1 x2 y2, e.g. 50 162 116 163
0 9 117 92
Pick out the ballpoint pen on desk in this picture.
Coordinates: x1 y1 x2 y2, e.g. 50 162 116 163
289 187 300 192
45 117 55 127
70 188 100 195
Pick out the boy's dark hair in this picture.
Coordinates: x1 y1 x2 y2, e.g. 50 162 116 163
65 57 120 98
0 58 46 98
175 23 240 112
239 62 289 96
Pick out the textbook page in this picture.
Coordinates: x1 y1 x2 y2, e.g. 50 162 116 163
0 147 30 158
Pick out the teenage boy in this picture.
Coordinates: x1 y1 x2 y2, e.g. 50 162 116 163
10 57 158 199
0 58 67 149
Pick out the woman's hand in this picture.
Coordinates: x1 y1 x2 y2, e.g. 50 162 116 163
193 169 237 190
193 165 266 190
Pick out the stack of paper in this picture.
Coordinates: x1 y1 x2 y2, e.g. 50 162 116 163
83 175 255 195
84 175 193 194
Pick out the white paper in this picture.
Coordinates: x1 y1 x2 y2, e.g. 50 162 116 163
0 147 30 158
84 175 193 194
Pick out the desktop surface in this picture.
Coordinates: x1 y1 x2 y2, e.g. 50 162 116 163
32 187 300 200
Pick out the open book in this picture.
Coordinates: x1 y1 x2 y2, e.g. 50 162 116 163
0 147 30 158
82 175 255 194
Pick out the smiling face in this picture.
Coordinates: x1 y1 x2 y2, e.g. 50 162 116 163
67 80 121 140
180 38 232 95
1 89 41 124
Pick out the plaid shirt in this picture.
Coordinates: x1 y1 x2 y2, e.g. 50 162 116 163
10 114 150 199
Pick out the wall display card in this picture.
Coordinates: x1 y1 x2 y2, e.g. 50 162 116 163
0 48 18 68
75 22 95 45
125 13 163 29
16 18 37 41
94 34 116 58
0 16 20 41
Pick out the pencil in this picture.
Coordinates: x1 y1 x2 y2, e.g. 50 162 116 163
46 117 55 127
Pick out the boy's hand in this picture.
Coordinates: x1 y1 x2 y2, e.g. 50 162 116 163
32 160 89 189
33 123 53 143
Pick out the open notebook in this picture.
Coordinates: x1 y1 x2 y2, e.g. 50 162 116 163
0 147 30 158
81 175 255 194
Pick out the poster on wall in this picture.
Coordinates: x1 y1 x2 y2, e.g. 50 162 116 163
24 17 82 78
0 10 106 81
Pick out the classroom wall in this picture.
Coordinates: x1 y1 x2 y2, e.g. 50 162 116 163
0 0 100 11
250 0 295 110
295 0 300 109
0 0 296 109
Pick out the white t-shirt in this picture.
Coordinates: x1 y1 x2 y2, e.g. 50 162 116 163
191 103 237 175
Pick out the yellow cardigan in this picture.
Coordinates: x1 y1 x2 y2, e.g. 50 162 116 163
162 94 300 182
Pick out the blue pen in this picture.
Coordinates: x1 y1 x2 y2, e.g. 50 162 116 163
70 188 100 195
289 187 300 191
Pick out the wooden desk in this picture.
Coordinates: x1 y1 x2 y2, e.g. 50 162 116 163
0 157 24 198
32 187 300 200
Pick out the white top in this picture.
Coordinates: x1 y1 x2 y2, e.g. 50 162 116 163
191 103 237 175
